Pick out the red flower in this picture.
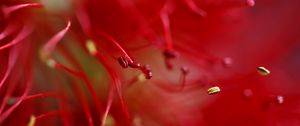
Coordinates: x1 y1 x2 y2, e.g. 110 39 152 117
0 0 300 126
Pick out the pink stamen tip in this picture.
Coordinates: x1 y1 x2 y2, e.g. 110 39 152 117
222 57 233 67
2 3 43 18
42 19 71 55
276 95 284 105
246 0 255 7
179 66 189 90
183 0 207 17
180 66 189 75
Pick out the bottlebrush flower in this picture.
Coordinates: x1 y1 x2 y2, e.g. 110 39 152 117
0 0 300 126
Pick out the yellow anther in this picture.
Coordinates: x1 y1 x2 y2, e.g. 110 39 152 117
207 86 221 95
137 73 146 82
103 114 115 126
27 115 36 126
257 66 270 76
46 58 56 68
85 40 97 55
39 48 56 68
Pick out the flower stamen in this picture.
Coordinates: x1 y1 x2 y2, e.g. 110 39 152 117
55 63 104 113
0 22 18 41
160 8 173 51
92 51 130 119
68 79 94 126
2 3 43 18
163 49 178 69
85 41 130 118
85 40 97 55
207 86 221 95
45 58 57 68
117 56 129 68
183 0 207 17
27 115 36 126
257 66 270 76
0 23 33 51
0 70 32 124
35 111 60 121
139 65 153 79
101 87 115 126
97 31 134 63
0 48 18 89
40 18 71 59
86 40 151 79
179 66 189 90
160 4 180 69
117 0 157 43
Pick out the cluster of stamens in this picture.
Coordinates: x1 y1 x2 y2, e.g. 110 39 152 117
1 0 294 126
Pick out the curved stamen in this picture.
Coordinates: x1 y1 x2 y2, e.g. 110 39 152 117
0 71 32 124
2 3 42 18
55 63 104 114
179 66 189 90
35 111 60 120
160 10 173 51
101 87 115 126
0 48 18 89
97 31 134 63
183 0 207 17
0 22 18 41
41 19 71 59
68 79 94 126
93 51 130 119
0 23 33 50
